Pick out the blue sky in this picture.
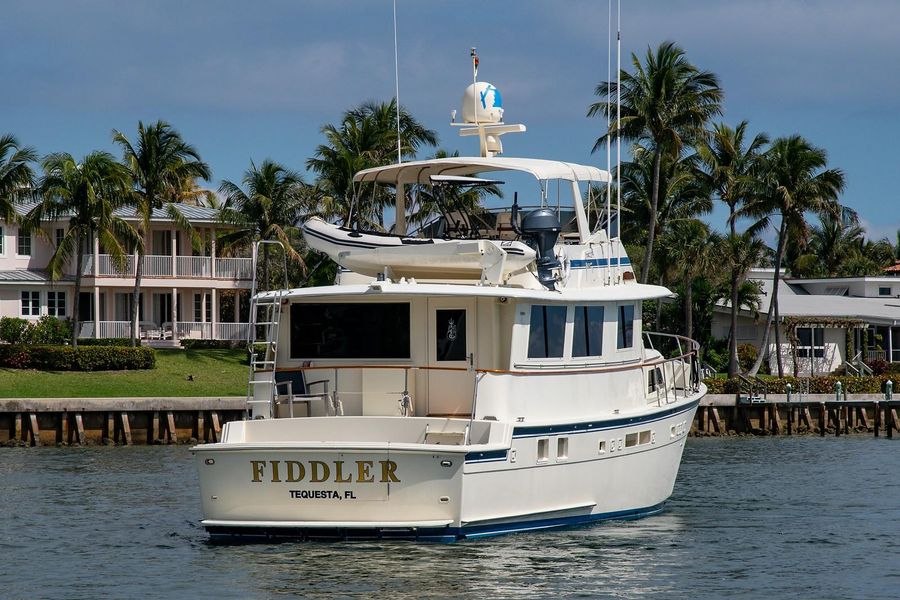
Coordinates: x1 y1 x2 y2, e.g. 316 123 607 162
2 0 899 240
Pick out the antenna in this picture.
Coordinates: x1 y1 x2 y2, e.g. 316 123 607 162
616 0 622 278
470 47 479 125
393 0 402 164
606 0 612 241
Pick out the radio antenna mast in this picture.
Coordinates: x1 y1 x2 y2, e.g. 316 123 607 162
393 0 402 164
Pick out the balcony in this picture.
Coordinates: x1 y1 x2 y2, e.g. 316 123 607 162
79 321 250 341
81 254 253 280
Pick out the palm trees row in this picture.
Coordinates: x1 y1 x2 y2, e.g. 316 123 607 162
591 41 856 377
0 101 438 346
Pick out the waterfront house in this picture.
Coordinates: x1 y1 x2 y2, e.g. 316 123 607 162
0 203 253 342
712 268 900 376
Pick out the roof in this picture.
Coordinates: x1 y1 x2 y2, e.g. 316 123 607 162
266 280 673 303
0 270 74 284
13 202 220 224
718 272 900 325
885 262 900 274
353 157 611 186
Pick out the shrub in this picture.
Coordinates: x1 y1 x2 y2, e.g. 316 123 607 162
737 344 757 372
27 316 72 345
78 337 140 347
0 345 155 371
0 317 30 344
180 339 245 350
864 358 889 375
703 374 894 395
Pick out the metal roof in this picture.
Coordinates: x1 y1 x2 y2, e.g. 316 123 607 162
13 202 220 224
0 270 74 284
353 157 611 186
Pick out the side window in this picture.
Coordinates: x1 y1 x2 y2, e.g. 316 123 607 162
527 305 566 359
572 305 604 357
617 304 634 349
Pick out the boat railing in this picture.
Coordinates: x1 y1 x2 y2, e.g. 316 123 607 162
642 331 701 407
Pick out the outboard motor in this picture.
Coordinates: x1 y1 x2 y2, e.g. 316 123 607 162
511 194 561 290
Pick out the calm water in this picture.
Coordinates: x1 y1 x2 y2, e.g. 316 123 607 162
2 437 899 600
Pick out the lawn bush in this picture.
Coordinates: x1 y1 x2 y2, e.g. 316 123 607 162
0 344 155 371
1 316 72 345
703 374 894 395
180 339 245 350
864 358 889 375
78 337 140 347
28 316 72 344
737 343 757 372
0 317 31 344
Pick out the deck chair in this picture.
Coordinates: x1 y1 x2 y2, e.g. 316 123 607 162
274 368 334 417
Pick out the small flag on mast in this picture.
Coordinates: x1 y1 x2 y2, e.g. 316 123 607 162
471 47 479 78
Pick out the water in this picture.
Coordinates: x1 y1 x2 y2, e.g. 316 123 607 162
2 437 899 599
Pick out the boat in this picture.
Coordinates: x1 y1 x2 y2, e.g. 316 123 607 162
191 62 705 542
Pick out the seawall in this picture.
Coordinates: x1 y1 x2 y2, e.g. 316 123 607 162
693 394 900 437
0 397 246 446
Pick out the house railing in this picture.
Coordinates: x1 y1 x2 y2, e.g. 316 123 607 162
217 322 250 340
99 321 131 338
867 349 886 361
81 254 252 279
216 257 254 280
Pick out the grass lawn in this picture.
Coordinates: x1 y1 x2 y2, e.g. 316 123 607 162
0 348 248 398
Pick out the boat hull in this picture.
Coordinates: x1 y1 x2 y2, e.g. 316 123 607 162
193 396 700 541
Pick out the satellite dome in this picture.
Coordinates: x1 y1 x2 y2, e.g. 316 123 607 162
461 82 504 124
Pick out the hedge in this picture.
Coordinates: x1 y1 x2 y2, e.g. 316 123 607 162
0 345 156 371
77 337 141 347
704 375 895 395
180 339 245 350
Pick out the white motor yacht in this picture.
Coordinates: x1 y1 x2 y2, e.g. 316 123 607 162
192 74 705 541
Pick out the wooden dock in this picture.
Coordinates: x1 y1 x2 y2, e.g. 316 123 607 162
0 397 246 446
693 394 900 437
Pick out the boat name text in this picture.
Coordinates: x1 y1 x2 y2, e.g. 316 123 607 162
250 460 400 484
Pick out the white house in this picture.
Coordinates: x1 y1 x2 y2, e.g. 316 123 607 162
712 268 900 376
0 203 254 342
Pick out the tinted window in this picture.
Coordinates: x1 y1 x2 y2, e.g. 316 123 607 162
617 304 634 349
527 305 566 359
291 303 410 359
573 305 604 357
435 309 466 361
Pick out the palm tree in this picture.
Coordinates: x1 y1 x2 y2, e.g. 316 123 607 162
695 121 769 376
218 160 309 289
588 41 723 284
722 232 768 375
26 152 141 346
113 121 211 346
663 220 723 340
308 100 437 229
0 134 38 222
742 136 845 376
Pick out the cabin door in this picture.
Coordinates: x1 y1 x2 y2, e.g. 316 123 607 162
427 298 476 416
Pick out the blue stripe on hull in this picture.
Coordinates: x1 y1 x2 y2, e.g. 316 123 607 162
512 397 701 438
204 502 667 543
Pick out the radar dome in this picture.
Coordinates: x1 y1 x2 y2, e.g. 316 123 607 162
461 82 504 124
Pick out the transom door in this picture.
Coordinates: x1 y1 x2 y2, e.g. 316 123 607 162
427 298 476 416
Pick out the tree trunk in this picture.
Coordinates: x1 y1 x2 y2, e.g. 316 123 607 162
131 247 144 347
771 220 787 378
72 239 83 348
727 207 740 377
727 266 740 376
639 147 663 284
749 218 787 376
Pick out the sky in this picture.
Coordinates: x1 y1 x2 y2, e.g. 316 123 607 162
2 0 899 240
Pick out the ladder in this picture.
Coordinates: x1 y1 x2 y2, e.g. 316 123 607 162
246 240 289 419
